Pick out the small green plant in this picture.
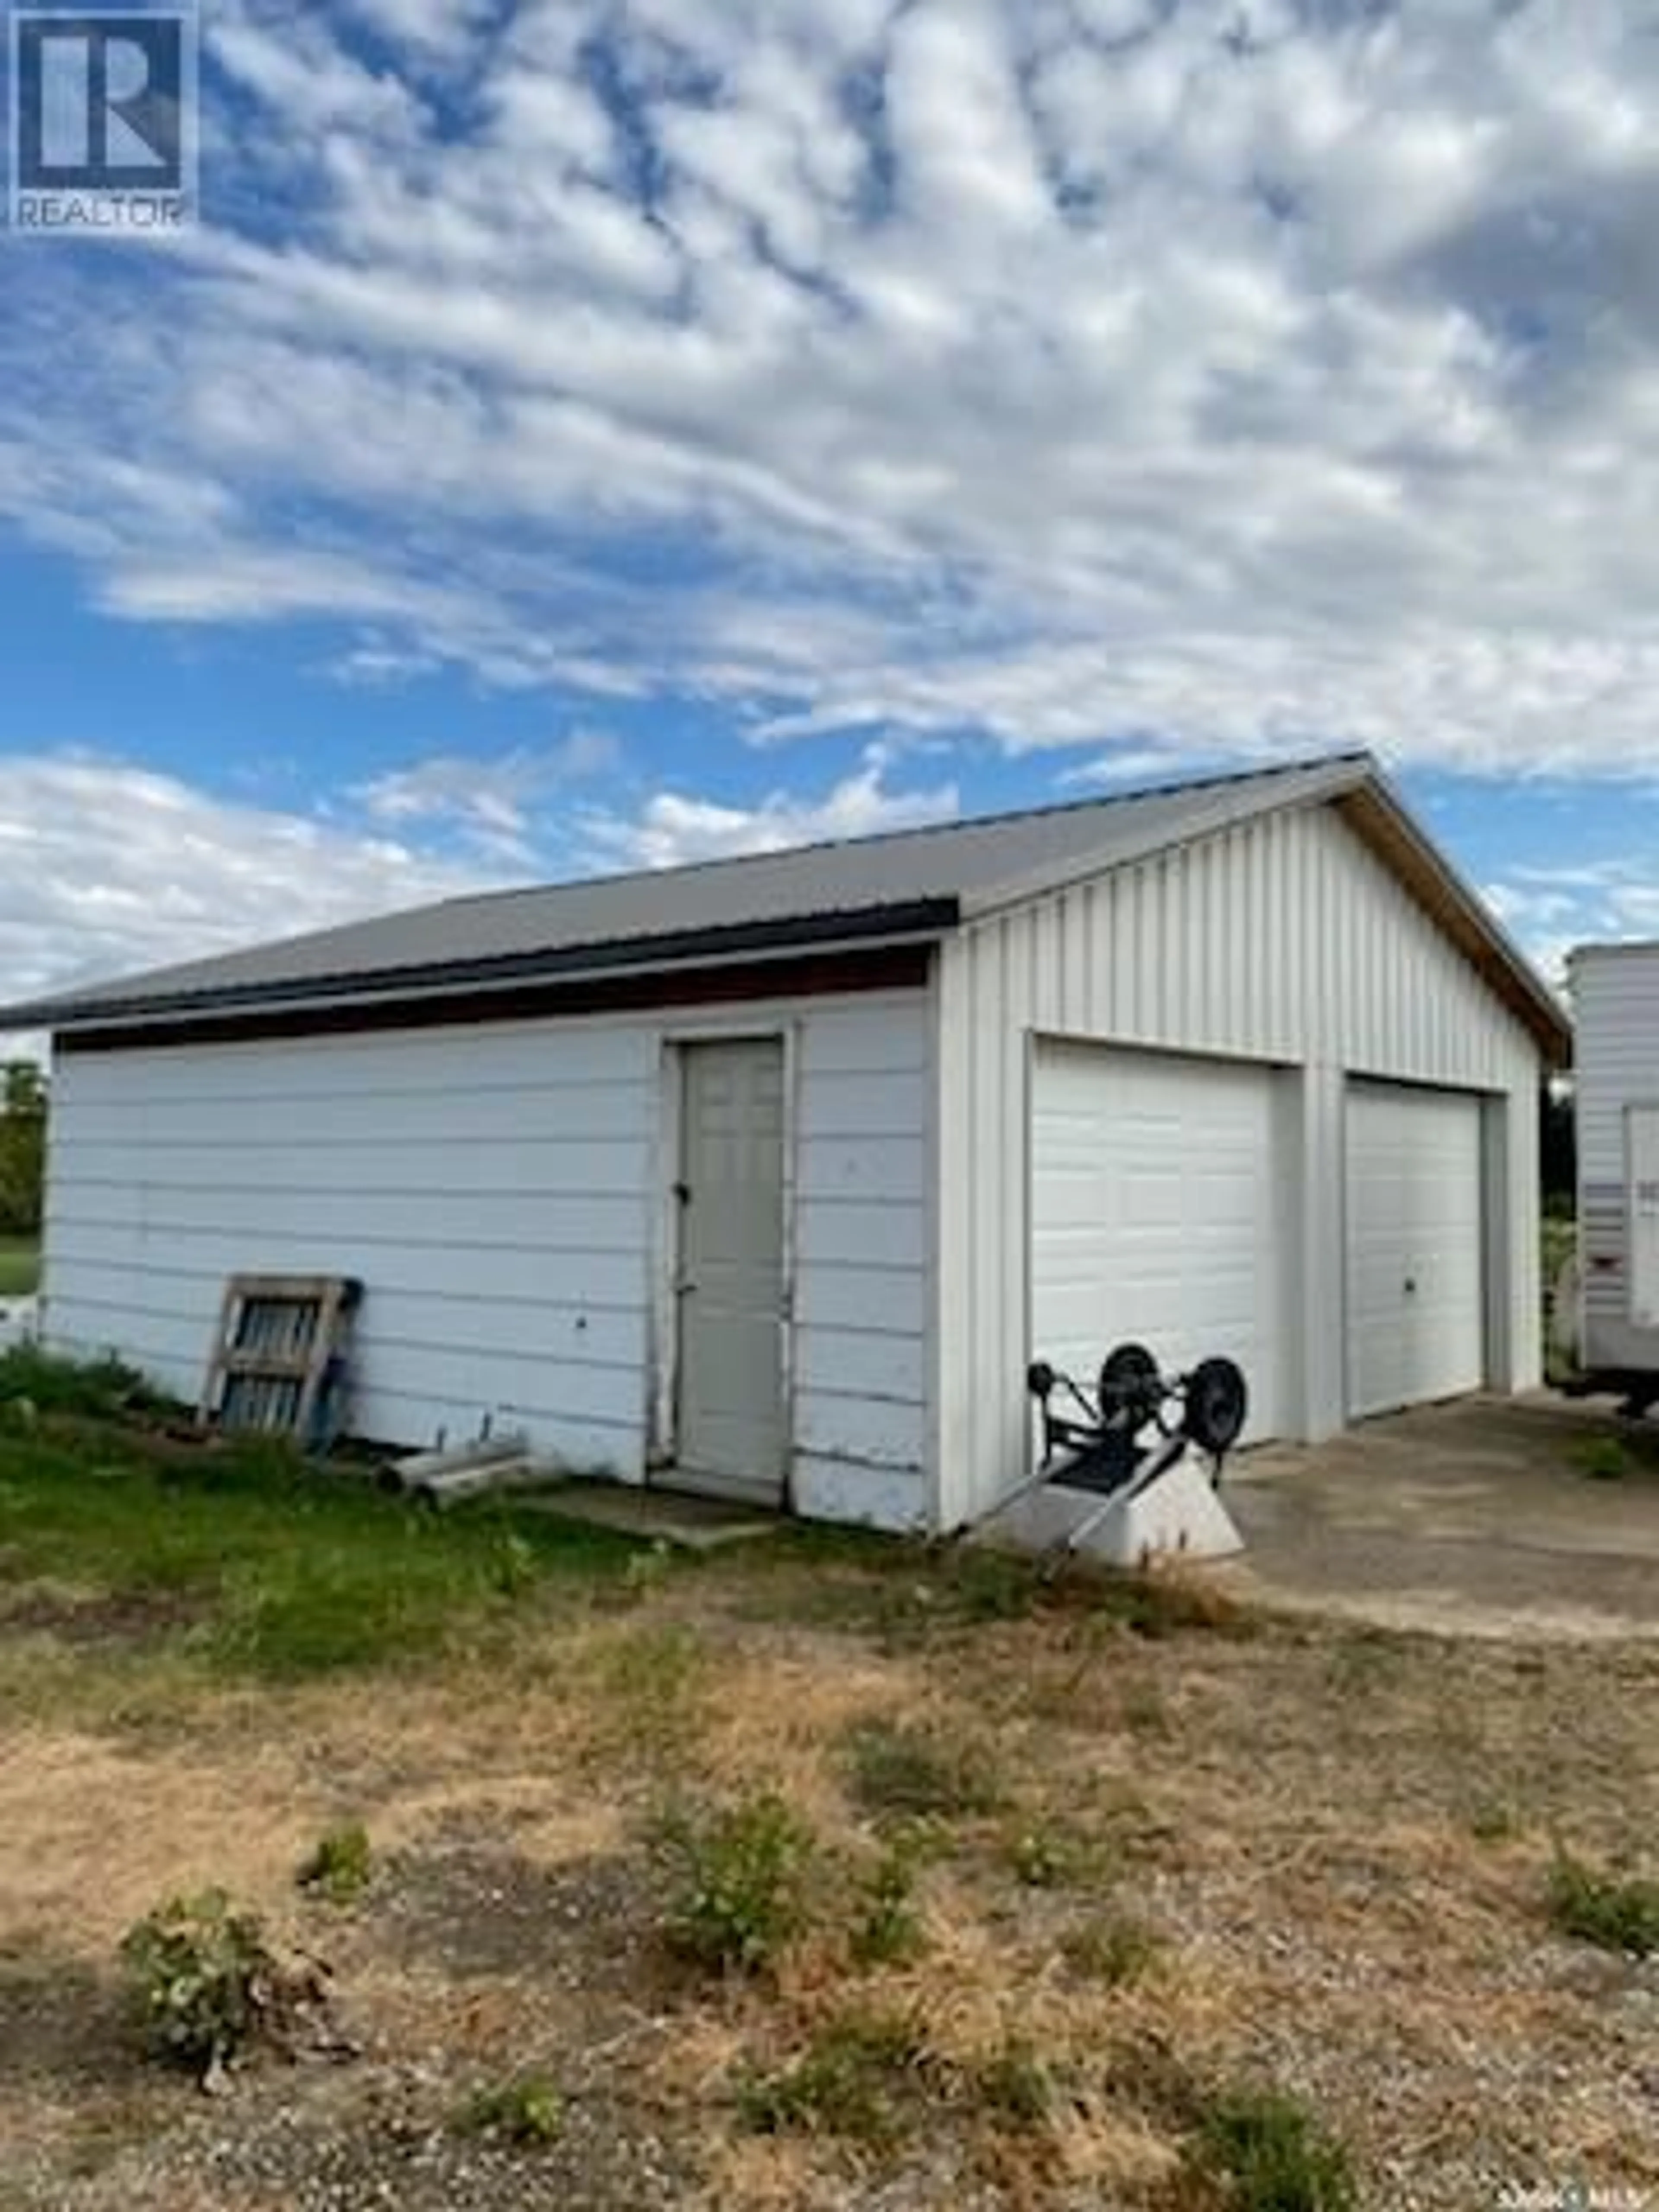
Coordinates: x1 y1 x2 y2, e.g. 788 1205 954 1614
1006 1816 1096 1890
1547 1849 1659 1958
618 1541 676 1607
975 2035 1057 2130
737 2009 928 2143
851 1841 927 1967
1061 1910 1161 1988
654 1791 819 1974
845 1718 1003 1822
1190 2086 1357 2212
455 2074 565 2147
297 1821 373 1905
1572 1436 1629 1484
489 1532 539 1598
121 1891 286 2073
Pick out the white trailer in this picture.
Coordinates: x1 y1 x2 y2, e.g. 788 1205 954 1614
1570 942 1659 1409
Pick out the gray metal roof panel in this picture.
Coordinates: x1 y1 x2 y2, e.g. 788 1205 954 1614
0 751 1446 1033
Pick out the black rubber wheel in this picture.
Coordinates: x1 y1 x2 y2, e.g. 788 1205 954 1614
1184 1357 1249 1457
1098 1341 1159 1420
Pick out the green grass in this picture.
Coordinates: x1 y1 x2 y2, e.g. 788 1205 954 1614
736 2009 930 2144
1190 2085 1358 2212
843 1717 1006 1823
0 1413 646 1683
453 2074 566 2147
0 1238 39 1298
1547 1849 1659 1958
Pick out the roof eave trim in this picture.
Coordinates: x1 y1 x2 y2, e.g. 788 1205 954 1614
6 898 960 1038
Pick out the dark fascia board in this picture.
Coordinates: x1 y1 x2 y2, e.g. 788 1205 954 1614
5 898 960 1037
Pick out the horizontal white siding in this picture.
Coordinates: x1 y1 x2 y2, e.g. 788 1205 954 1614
44 988 932 1528
45 1017 659 1472
937 803 1543 1525
1571 947 1659 1370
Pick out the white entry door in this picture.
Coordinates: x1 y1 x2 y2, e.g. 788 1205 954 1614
1345 1082 1485 1419
675 1039 787 1503
1030 1042 1288 1443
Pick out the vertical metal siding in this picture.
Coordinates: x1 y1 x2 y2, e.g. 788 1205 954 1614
1571 947 1659 1371
936 802 1543 1527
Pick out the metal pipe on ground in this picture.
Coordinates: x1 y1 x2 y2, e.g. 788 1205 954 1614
377 1433 532 1497
409 1456 562 1510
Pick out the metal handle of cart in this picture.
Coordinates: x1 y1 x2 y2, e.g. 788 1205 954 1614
1001 1340 1249 1555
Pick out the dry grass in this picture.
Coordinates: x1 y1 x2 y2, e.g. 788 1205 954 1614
0 1479 1655 2211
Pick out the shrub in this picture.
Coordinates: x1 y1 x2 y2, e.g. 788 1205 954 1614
654 1791 818 1974
121 1891 288 2074
1191 2086 1357 2212
297 1821 373 1905
737 2009 928 2143
850 1841 927 1968
1547 1850 1659 1958
455 2074 565 2147
845 1719 1003 1822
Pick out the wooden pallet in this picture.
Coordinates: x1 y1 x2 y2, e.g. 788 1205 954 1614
201 1274 362 1447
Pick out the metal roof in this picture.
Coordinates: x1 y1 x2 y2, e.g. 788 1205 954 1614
0 750 1569 1058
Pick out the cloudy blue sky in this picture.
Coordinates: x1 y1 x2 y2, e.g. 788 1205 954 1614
2 0 1657 1023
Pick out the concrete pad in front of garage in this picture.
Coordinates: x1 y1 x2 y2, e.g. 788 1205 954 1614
1221 1394 1659 1640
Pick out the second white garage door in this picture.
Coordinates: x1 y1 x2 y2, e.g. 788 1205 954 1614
1030 1042 1288 1442
1345 1082 1485 1419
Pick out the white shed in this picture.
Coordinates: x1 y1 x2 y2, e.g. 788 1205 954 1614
2 753 1567 1533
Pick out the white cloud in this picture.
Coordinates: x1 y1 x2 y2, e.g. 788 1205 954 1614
0 755 506 1027
354 730 621 858
3 1 1659 775
1484 855 1659 987
582 747 960 870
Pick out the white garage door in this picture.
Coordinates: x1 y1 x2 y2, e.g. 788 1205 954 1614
1030 1042 1287 1443
1346 1082 1485 1419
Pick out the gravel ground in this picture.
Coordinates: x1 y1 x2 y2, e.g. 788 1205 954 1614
0 1551 1654 2211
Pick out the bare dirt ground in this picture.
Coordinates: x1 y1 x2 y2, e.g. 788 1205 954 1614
0 1539 1655 2212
